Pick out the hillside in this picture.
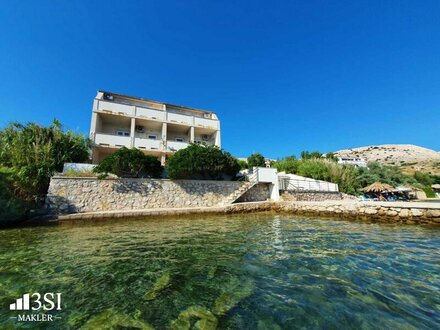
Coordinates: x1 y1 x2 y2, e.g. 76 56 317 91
335 144 440 175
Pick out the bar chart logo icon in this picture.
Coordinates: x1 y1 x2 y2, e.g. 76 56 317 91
9 294 30 311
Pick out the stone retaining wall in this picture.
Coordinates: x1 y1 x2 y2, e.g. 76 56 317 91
237 183 271 203
46 177 248 214
277 201 440 224
280 191 343 202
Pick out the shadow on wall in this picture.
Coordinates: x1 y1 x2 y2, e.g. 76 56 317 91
45 195 79 214
111 179 162 194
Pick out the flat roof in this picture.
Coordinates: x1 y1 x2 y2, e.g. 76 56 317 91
98 90 215 115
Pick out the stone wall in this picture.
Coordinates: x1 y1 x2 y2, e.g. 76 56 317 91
45 177 247 214
280 191 343 202
237 183 271 203
277 201 440 224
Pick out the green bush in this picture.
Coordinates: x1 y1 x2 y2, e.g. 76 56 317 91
422 186 436 198
274 156 299 174
247 153 266 168
0 119 90 204
166 143 240 180
94 147 163 178
414 171 434 186
0 167 28 225
237 159 249 170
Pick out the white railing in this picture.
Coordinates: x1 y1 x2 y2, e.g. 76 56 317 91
94 133 131 147
134 137 161 150
247 168 259 183
194 117 219 129
167 112 193 125
97 100 133 116
279 177 339 192
135 107 165 121
166 140 189 151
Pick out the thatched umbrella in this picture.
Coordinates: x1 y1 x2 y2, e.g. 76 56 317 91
361 182 394 193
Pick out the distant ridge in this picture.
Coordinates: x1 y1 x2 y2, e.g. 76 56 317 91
334 144 440 175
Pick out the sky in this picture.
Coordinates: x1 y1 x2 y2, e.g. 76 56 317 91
1 1 439 158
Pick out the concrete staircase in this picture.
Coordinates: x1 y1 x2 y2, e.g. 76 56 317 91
222 181 257 205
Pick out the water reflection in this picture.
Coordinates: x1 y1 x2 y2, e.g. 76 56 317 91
0 214 438 329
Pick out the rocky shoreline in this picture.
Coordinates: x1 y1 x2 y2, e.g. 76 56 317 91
42 200 440 225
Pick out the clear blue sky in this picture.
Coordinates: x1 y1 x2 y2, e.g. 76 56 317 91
1 1 439 158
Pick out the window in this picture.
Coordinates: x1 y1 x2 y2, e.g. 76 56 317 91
148 135 157 140
175 137 184 142
116 130 130 137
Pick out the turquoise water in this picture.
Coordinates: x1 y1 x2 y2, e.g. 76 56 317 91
0 214 439 329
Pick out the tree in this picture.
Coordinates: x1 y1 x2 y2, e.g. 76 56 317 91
93 147 163 178
300 150 323 160
247 153 266 168
0 119 91 202
413 171 434 186
237 159 249 170
274 156 299 174
166 143 240 180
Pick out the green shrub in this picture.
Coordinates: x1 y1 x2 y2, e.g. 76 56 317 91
422 186 436 198
237 159 248 170
94 147 163 178
414 171 434 186
274 156 299 174
0 167 28 225
63 169 97 177
166 143 240 180
247 153 266 167
0 119 90 204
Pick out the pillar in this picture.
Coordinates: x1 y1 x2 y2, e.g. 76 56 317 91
190 126 195 143
130 118 135 148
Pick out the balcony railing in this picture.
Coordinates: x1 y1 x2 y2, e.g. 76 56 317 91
135 107 165 121
97 100 220 130
134 137 162 150
167 112 193 126
194 117 219 129
166 140 189 152
94 133 131 147
97 100 133 116
278 177 339 192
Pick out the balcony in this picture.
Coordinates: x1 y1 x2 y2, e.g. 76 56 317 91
135 107 165 121
194 117 219 129
97 100 133 116
166 140 189 152
94 133 131 148
134 137 162 151
167 112 193 126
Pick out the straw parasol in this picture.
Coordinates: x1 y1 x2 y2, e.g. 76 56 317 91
432 184 440 190
361 182 394 193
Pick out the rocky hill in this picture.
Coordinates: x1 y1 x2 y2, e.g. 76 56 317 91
335 144 440 175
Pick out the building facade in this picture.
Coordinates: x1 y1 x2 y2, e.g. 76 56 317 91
337 156 367 168
90 91 221 164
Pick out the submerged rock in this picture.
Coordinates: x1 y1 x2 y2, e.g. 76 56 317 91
212 279 255 316
170 305 218 330
81 308 153 329
144 271 171 301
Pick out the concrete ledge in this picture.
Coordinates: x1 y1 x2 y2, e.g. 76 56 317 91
38 200 440 226
51 202 274 222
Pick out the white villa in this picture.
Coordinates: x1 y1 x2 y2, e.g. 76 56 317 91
89 91 221 164
337 156 367 168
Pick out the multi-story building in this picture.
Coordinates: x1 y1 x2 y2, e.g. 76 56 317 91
337 156 368 168
90 91 221 164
